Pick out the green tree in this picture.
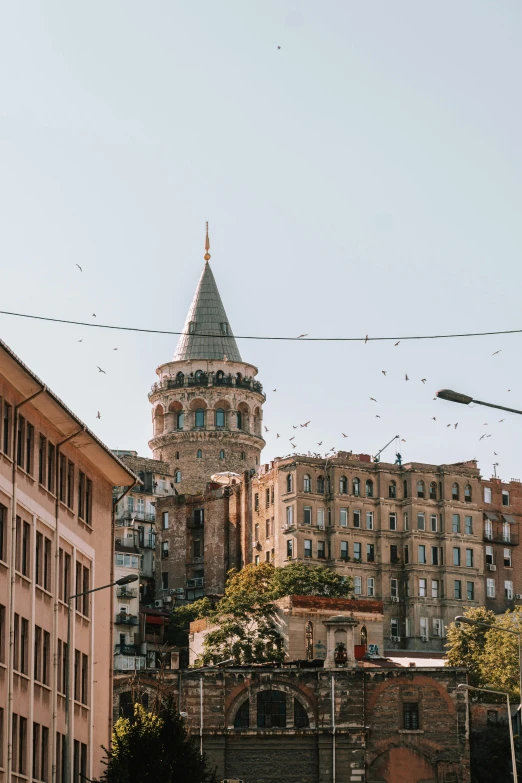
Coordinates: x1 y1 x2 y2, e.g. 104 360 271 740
96 699 217 783
445 606 497 687
198 562 353 666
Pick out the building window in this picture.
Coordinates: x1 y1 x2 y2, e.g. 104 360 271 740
354 542 362 561
418 545 426 564
452 483 460 501
390 545 399 564
464 516 473 535
294 698 310 728
391 618 400 638
188 322 196 334
417 513 425 531
257 691 286 728
340 541 348 561
353 510 361 528
388 481 397 499
429 482 437 500
286 539 293 559
221 322 228 335
234 700 250 728
197 449 202 459
317 541 326 559
454 580 462 599
304 539 312 558
286 506 294 527
403 480 408 498
502 490 510 507
367 577 375 597
484 520 492 540
503 522 510 543
219 450 225 459
485 545 493 565
403 512 408 530
452 514 460 533
317 508 325 527
215 409 225 428
487 578 495 598
467 581 475 600
354 576 362 595
505 581 514 600
464 484 472 502
176 411 184 430
465 549 473 568
453 547 461 566
265 489 270 509
504 548 512 567
193 540 201 559
339 476 348 494
403 702 419 730
366 544 375 562
365 479 373 498
419 578 427 597
431 579 439 598
353 478 360 497
431 546 438 566
162 541 169 559
340 508 348 527
241 451 246 461
417 480 425 498
195 409 205 428
174 470 182 484
366 512 374 530
420 617 428 641
303 506 312 525
484 486 492 503
429 514 437 533
389 513 397 531
287 474 293 493
317 476 325 494
303 474 311 493
390 578 398 598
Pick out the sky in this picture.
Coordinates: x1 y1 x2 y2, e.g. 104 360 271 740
1 1 522 481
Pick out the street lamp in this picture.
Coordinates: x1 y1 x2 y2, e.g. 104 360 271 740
436 389 522 416
455 615 522 712
457 684 518 783
64 574 139 783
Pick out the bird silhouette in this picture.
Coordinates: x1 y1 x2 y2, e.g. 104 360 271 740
96 411 101 419
376 415 381 418
432 417 436 421
276 433 280 438
277 45 281 49
405 374 409 381
92 313 96 317
483 423 488 426
264 426 269 432
300 421 310 428
365 335 369 344
454 423 458 429
401 439 406 443
293 425 298 429
494 452 498 455
289 437 295 442
291 443 297 449
394 341 400 346
273 389 277 392
447 424 451 428
479 434 487 440
76 264 82 272
421 379 427 384
342 433 348 438
77 339 83 343
382 370 387 376
499 419 505 423
297 334 308 339
317 441 323 446
97 367 106 374
492 350 501 355
370 397 377 402
113 348 118 351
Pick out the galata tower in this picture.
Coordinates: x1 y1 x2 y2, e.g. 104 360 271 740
148 225 265 493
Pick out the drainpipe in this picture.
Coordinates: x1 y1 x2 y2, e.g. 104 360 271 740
7 386 45 781
331 674 336 783
199 676 203 754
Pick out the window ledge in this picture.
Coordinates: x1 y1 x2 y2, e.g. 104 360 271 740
398 729 424 734
15 571 32 585
38 483 56 501
16 466 35 483
35 681 51 692
35 584 53 599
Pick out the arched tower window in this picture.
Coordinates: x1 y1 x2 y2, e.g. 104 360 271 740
303 474 311 493
175 371 184 387
365 479 373 498
317 476 325 494
294 699 310 728
257 691 286 728
429 482 437 500
215 408 225 428
353 478 360 497
452 482 460 501
340 476 348 494
197 449 202 459
360 626 368 646
176 411 184 430
195 369 205 384
236 411 242 430
174 470 182 484
465 484 472 502
195 408 205 428
305 621 314 660
389 481 396 499
417 480 425 498
216 370 225 384
287 474 293 493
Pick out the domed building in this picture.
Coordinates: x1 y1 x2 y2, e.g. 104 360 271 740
148 226 265 493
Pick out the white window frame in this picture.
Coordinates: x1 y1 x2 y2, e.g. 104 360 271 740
390 578 398 598
419 578 427 597
487 578 495 598
366 511 374 530
502 490 510 507
465 516 473 535
420 617 428 641
417 513 425 531
286 505 294 527
431 579 439 598
303 506 312 525
504 548 512 567
353 510 361 528
418 545 426 564
162 512 169 530
465 548 473 568
390 618 400 637
403 512 409 530
354 576 362 595
317 508 325 528
304 539 312 558
484 486 492 503
503 523 511 543
485 545 494 564
340 508 348 527
367 577 375 597
485 520 492 540
430 515 437 533
433 618 444 638
505 580 514 600
389 513 397 531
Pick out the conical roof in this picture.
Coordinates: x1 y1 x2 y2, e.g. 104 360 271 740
173 261 243 362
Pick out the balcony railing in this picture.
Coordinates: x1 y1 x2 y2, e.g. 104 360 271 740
117 587 137 598
484 532 519 545
114 654 146 671
116 512 156 524
115 644 140 655
186 577 205 589
149 373 264 398
115 613 139 625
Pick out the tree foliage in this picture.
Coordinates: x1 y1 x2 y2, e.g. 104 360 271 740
446 606 522 697
96 699 217 783
198 562 353 666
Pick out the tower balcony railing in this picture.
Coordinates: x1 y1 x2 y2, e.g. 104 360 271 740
116 512 156 524
149 373 264 398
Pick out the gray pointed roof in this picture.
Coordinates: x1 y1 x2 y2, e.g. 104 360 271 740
173 262 243 362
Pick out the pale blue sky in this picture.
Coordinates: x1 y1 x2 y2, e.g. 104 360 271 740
1 1 521 480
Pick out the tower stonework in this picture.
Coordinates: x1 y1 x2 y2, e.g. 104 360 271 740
148 229 265 494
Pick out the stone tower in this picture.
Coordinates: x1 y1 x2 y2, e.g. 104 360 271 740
148 226 265 494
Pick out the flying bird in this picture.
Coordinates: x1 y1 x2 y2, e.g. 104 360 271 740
405 374 409 381
76 264 82 272
382 370 387 376
297 334 308 339
394 341 400 347
77 339 83 343
479 434 487 440
277 45 281 49
421 379 427 384
401 439 406 442
432 417 436 421
499 419 505 423
264 426 269 432
492 350 501 355
342 433 348 438
293 425 298 429
96 411 101 419
447 424 451 428
97 367 106 374
370 397 377 402
272 389 277 392
291 443 297 449
494 452 498 455
300 421 310 428
365 335 369 344
113 348 118 351
317 441 323 446
92 313 96 317
289 437 295 442
454 423 458 429
276 433 280 438
376 415 381 418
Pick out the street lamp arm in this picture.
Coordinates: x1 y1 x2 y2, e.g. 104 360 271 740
455 616 521 637
437 390 522 416
69 574 139 602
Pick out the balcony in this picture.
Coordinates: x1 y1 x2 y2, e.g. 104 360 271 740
115 644 140 655
115 613 139 626
116 512 156 524
186 577 205 589
117 587 137 599
114 654 146 672
149 373 265 398
484 532 519 545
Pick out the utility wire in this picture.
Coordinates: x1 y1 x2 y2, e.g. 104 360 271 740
0 308 520 343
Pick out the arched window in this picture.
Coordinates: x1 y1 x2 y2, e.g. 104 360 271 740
388 481 396 499
464 484 472 502
176 411 184 430
360 626 367 646
294 699 310 728
429 482 437 500
197 449 202 459
452 482 460 501
176 371 184 386
286 473 294 493
236 411 242 430
215 408 225 428
219 450 225 459
305 622 314 660
365 479 373 498
174 470 182 484
303 474 311 493
417 480 425 499
353 478 360 497
403 480 408 498
234 699 250 728
241 451 246 460
340 476 348 495
317 476 325 494
175 451 180 460
236 373 243 384
195 408 205 428
257 691 286 728
195 370 204 384
216 370 225 384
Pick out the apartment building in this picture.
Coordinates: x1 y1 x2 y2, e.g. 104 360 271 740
251 453 484 651
481 476 522 612
0 337 136 782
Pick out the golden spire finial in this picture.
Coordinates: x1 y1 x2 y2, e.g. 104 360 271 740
204 221 211 262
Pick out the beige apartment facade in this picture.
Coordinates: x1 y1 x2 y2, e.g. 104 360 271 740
251 453 485 651
0 338 135 782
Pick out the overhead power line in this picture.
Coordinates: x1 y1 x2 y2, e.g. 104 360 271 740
0 308 520 343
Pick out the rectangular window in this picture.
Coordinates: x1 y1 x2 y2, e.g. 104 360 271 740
420 617 428 641
504 548 512 567
317 541 326 559
465 549 473 568
303 506 312 525
85 479 92 525
403 545 409 564
452 514 460 534
354 542 361 561
67 461 74 508
38 437 46 485
467 581 475 601
354 576 362 595
3 403 11 456
47 443 55 494
193 540 201 558
16 415 26 468
35 532 43 587
485 545 493 565
429 514 437 533
419 578 427 597
254 493 259 511
487 578 495 598
265 519 270 538
403 511 408 530
81 653 88 705
78 472 86 519
41 726 49 782
265 488 270 508
63 553 71 602
403 702 419 730
25 423 34 474
340 508 348 527
391 618 400 637
405 618 411 638
340 541 348 561
286 506 294 527
417 513 425 531
390 578 398 598
32 722 40 781
454 580 462 599
505 581 514 600
431 546 438 566
366 511 374 530
0 504 5 563
465 516 473 535
453 547 461 566
367 577 375 597
390 545 399 563
0 605 5 664
353 510 361 528
59 455 66 503
286 539 293 559
34 626 42 682
304 539 312 558
19 520 30 577
389 513 397 531
502 490 510 507
74 650 81 701
433 618 444 638
418 545 426 564
43 631 50 686
431 579 439 598
20 618 28 675
366 543 375 562
484 486 492 503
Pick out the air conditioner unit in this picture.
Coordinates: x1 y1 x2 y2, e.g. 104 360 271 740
516 594 522 600
391 596 399 603
154 599 164 608
317 523 325 530
164 595 172 603
252 541 259 548
176 587 185 595
487 564 497 571
391 636 401 642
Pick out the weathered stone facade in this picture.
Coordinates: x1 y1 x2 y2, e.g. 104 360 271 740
481 477 522 612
